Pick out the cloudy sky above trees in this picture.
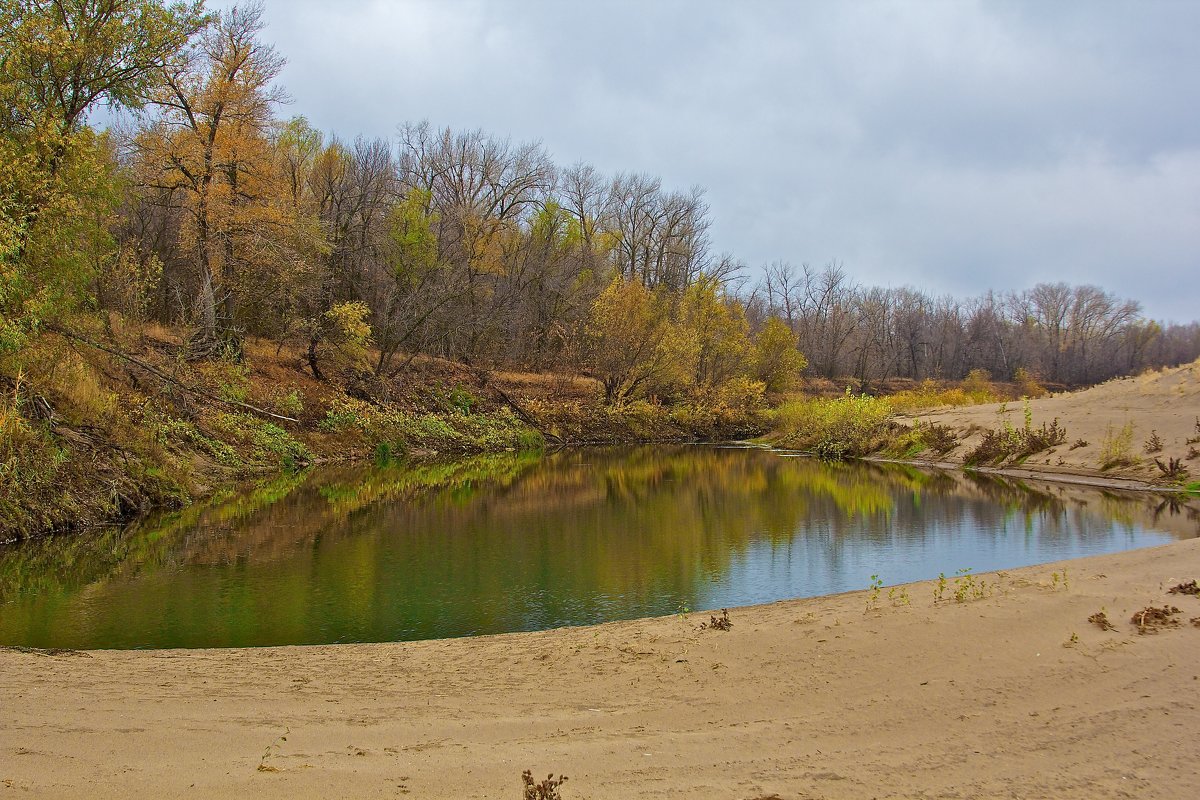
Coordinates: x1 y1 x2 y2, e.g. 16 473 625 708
208 0 1199 322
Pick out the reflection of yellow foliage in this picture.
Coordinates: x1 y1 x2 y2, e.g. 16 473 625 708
317 451 541 516
776 459 895 519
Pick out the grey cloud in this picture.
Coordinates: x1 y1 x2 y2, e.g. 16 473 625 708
220 0 1198 321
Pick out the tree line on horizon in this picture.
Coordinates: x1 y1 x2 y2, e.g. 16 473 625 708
4 1 1198 409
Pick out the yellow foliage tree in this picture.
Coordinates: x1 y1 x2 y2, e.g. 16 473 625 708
585 277 697 404
754 316 808 392
134 3 293 357
0 0 207 351
678 275 754 393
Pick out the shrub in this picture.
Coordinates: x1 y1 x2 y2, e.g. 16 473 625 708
1013 367 1047 398
1099 421 1136 469
1154 457 1189 483
200 359 250 404
887 379 997 412
272 389 304 418
963 404 1066 466
753 317 807 392
891 420 959 457
961 369 996 402
149 412 240 467
213 412 311 470
522 771 567 800
0 378 66 531
320 396 542 454
774 389 892 460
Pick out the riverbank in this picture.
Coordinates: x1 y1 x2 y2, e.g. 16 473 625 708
0 322 767 540
3 539 1198 798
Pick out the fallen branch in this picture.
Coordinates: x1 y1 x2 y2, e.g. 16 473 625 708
489 382 564 445
45 324 299 424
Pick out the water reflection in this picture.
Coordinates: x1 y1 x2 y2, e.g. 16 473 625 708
1 446 1195 649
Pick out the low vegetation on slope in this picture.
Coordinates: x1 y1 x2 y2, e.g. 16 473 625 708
0 319 776 540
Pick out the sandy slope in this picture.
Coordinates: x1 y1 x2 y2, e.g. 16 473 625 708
3 540 1199 799
896 359 1200 486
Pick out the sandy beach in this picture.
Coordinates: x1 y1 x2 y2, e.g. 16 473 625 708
3 537 1199 799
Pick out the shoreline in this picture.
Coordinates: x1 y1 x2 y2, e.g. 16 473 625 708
862 454 1178 493
3 540 1199 798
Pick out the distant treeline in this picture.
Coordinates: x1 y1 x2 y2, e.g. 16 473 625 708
747 265 1199 386
3 2 1197 397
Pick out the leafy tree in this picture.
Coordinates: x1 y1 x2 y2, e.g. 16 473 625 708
679 275 754 392
0 0 207 350
134 2 289 357
585 277 697 404
754 316 807 392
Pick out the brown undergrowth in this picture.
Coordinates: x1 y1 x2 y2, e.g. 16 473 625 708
0 320 771 540
1131 605 1182 634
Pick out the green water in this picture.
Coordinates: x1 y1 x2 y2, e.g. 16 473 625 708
0 446 1194 649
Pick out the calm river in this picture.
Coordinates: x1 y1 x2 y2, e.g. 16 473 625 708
0 446 1194 649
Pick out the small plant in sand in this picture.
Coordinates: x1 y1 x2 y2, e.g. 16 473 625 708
701 608 732 631
922 422 960 456
1099 421 1136 469
257 728 289 773
866 574 883 611
1167 579 1199 596
1064 631 1080 647
1144 430 1164 454
933 572 948 603
1069 438 1089 450
1088 610 1116 631
1154 457 1190 483
1050 568 1069 591
963 402 1066 466
952 568 987 602
888 585 911 607
522 770 568 800
1187 417 1200 446
1131 605 1181 635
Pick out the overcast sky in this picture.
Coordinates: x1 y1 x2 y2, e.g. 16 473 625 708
214 0 1198 322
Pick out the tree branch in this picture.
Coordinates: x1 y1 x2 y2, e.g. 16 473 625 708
45 324 299 424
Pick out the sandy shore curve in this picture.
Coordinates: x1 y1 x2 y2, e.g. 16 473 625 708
3 538 1199 799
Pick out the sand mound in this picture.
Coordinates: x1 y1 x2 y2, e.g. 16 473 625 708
899 358 1200 485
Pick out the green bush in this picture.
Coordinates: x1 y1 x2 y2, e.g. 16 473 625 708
150 413 240 467
773 389 892 459
319 395 541 455
213 413 311 470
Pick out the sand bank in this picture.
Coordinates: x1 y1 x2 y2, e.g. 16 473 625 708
896 358 1200 486
3 539 1199 799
